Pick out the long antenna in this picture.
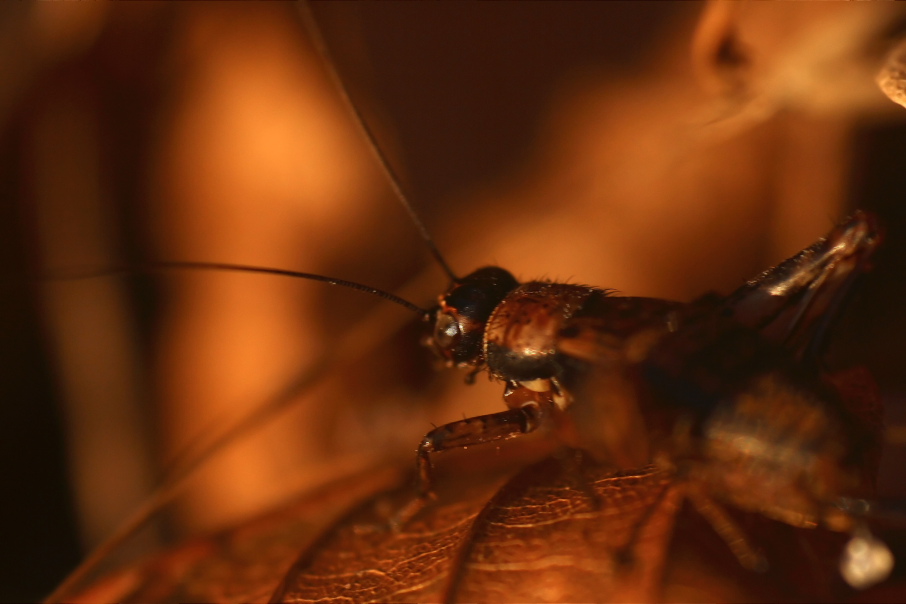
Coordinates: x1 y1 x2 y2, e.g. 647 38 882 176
47 261 432 320
297 1 458 282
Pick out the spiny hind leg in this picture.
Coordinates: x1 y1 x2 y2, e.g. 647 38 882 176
614 477 681 568
616 478 764 573
685 484 767 572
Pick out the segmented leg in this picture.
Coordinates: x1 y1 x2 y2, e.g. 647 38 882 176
685 485 767 572
416 405 544 493
615 475 677 567
616 477 765 573
390 404 543 529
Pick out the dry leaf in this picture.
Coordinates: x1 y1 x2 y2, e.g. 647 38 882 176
68 446 906 603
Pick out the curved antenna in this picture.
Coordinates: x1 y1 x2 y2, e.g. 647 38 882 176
297 1 458 282
47 261 432 320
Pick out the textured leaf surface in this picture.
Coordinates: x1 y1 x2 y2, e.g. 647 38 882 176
69 466 403 604
274 455 858 604
71 442 906 604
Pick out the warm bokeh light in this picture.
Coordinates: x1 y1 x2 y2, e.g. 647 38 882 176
6 1 906 599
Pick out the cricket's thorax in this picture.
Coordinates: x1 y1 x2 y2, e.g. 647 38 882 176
484 282 600 383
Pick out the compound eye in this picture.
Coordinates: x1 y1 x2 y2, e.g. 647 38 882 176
434 312 462 351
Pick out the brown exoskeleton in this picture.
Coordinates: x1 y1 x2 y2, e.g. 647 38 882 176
408 210 890 588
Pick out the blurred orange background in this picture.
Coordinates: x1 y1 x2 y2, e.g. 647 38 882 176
4 2 906 600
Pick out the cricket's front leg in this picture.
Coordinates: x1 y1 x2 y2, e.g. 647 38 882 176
391 393 547 529
416 405 544 495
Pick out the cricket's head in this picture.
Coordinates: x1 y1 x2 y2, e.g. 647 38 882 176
428 266 519 368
